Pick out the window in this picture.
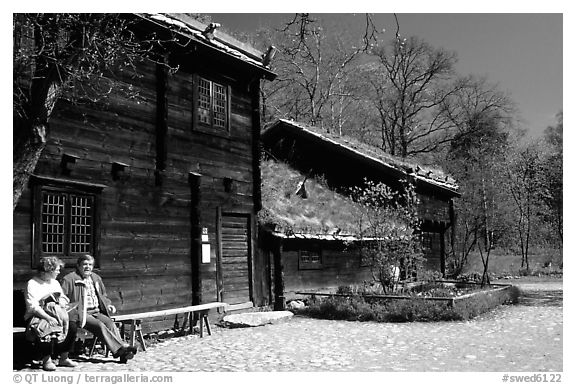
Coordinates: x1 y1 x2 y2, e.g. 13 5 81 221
298 250 323 270
195 75 230 131
359 248 372 267
421 231 440 253
33 178 102 266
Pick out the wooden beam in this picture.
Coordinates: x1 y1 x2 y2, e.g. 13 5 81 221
272 237 285 311
189 172 202 306
155 61 168 186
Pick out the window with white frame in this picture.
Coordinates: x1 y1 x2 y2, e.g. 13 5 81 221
195 75 229 131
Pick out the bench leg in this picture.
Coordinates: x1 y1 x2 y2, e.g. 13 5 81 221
197 311 211 338
128 321 136 348
133 320 146 352
89 338 97 357
181 312 189 333
204 314 212 336
199 315 204 338
125 320 146 352
136 324 146 352
89 337 109 357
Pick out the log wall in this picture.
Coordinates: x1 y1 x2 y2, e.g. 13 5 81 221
280 247 372 299
13 55 270 331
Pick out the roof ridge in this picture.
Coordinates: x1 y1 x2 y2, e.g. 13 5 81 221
269 119 458 191
135 13 275 79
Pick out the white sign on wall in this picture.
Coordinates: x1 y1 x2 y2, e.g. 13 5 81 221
201 227 210 263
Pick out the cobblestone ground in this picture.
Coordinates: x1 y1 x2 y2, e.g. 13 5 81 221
16 280 562 372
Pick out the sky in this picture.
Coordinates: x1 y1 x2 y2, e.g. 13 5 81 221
207 12 563 138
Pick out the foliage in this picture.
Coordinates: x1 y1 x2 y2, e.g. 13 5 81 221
350 179 423 293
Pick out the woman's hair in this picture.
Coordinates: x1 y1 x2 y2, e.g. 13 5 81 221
76 254 95 265
37 256 65 273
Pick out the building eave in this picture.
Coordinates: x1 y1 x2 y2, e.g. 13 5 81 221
263 119 460 197
134 13 277 81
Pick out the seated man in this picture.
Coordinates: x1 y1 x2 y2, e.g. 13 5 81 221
61 254 137 363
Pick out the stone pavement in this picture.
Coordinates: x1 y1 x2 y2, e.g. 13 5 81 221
15 280 562 372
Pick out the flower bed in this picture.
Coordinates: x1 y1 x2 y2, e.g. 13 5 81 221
294 282 520 322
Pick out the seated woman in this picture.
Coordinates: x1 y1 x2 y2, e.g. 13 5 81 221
25 256 78 371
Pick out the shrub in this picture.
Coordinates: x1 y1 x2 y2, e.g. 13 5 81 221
302 295 462 322
304 296 375 321
300 285 519 322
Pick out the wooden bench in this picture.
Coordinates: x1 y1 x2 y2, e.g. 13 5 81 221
111 302 228 351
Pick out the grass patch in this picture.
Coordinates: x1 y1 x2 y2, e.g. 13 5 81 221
462 248 562 278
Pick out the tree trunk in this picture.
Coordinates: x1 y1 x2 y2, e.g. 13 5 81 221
13 122 48 210
14 43 62 209
480 173 490 253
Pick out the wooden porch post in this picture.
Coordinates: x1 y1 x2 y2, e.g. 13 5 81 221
440 228 446 276
272 237 285 311
155 61 168 186
189 172 202 306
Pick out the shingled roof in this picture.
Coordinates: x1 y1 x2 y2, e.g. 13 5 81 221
135 13 276 80
263 119 459 196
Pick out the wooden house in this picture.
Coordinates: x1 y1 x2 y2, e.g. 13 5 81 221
260 119 460 309
13 14 276 332
259 158 374 309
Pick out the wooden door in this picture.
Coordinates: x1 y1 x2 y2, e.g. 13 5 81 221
219 213 252 305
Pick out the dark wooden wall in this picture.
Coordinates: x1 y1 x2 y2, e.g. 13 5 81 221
279 245 372 299
417 193 451 224
14 54 270 331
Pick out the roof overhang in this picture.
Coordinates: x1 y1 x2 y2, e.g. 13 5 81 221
134 13 277 81
269 231 384 242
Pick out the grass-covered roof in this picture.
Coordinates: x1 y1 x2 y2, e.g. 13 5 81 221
260 158 364 239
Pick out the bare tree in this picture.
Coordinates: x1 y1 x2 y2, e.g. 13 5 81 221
444 107 512 283
505 141 547 270
438 77 516 278
261 13 378 133
13 14 146 210
541 111 563 245
363 35 463 157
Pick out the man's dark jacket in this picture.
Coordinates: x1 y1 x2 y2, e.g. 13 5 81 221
60 271 113 327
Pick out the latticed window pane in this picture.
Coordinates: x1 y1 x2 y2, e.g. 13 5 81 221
70 195 93 254
41 192 65 254
299 250 322 270
198 77 211 124
197 76 228 129
213 83 227 128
